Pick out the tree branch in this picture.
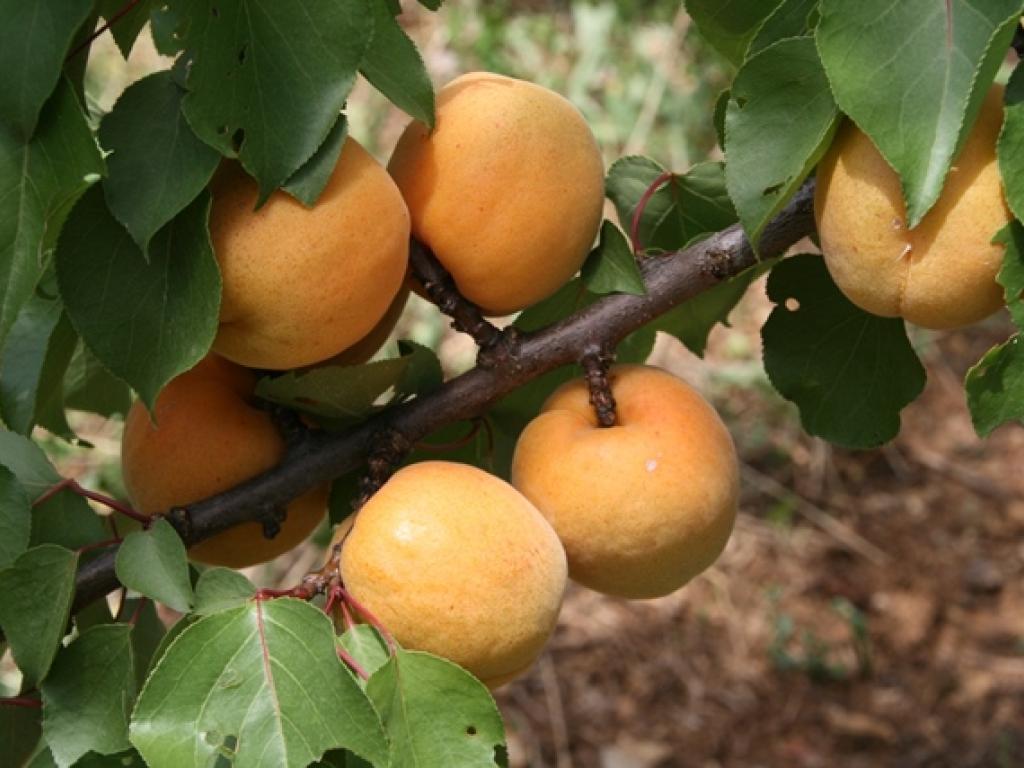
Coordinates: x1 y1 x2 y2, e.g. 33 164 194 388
70 180 816 613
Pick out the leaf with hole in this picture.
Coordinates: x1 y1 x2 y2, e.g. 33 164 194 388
175 0 373 202
762 255 925 448
367 650 506 767
130 598 387 768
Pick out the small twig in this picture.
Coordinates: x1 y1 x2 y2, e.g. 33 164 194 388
76 537 123 555
36 477 149 525
0 696 41 708
408 240 520 367
126 595 147 626
353 429 411 510
265 404 309 451
337 646 370 680
65 0 141 61
580 347 617 427
630 171 675 254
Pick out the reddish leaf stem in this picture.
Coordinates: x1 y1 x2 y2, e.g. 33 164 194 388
0 696 41 709
339 587 395 654
76 537 123 555
630 170 675 254
65 0 141 61
35 477 149 525
336 646 369 680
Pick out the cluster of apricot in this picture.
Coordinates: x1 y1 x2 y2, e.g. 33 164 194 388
120 72 740 687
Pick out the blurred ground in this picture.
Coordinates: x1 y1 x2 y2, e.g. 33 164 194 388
69 3 1024 766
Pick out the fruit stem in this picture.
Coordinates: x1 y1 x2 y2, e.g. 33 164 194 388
580 348 617 428
0 696 41 708
338 587 396 654
630 171 676 255
336 646 370 680
65 0 141 61
409 239 520 367
35 477 149 525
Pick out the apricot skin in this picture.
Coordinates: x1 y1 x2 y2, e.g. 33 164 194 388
339 461 567 687
815 85 1010 329
511 365 739 599
121 355 326 568
210 137 409 370
388 72 605 315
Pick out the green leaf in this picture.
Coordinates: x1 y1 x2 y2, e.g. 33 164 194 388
360 2 436 127
994 221 1024 328
115 520 194 613
367 650 506 768
56 187 221 411
0 430 107 549
748 0 819 55
256 342 442 429
762 255 925 448
0 79 104 356
998 61 1024 224
193 567 256 615
581 221 646 296
713 88 729 151
283 115 348 207
338 625 390 683
964 222 1024 435
100 71 220 255
41 624 134 767
0 0 93 138
605 158 736 254
30 312 78 439
127 598 166 690
816 0 1022 226
0 465 31 568
683 0 783 65
0 703 41 768
0 545 77 686
725 37 838 248
130 599 387 768
655 265 762 357
97 0 157 58
966 334 1024 436
176 0 373 202
0 292 65 434
63 345 132 419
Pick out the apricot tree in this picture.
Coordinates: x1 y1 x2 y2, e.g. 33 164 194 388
2 1 1024 767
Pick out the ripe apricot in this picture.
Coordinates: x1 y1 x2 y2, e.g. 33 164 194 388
511 365 738 599
121 355 326 568
210 137 409 369
388 72 605 315
815 85 1010 329
339 461 567 687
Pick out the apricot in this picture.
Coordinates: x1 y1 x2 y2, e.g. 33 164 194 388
388 72 605 315
511 365 739 599
339 461 567 687
210 137 409 369
815 84 1010 329
121 355 327 568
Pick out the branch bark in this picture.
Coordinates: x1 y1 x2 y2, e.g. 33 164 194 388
71 180 816 613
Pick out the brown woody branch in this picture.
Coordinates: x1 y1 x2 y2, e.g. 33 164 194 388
69 180 816 614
